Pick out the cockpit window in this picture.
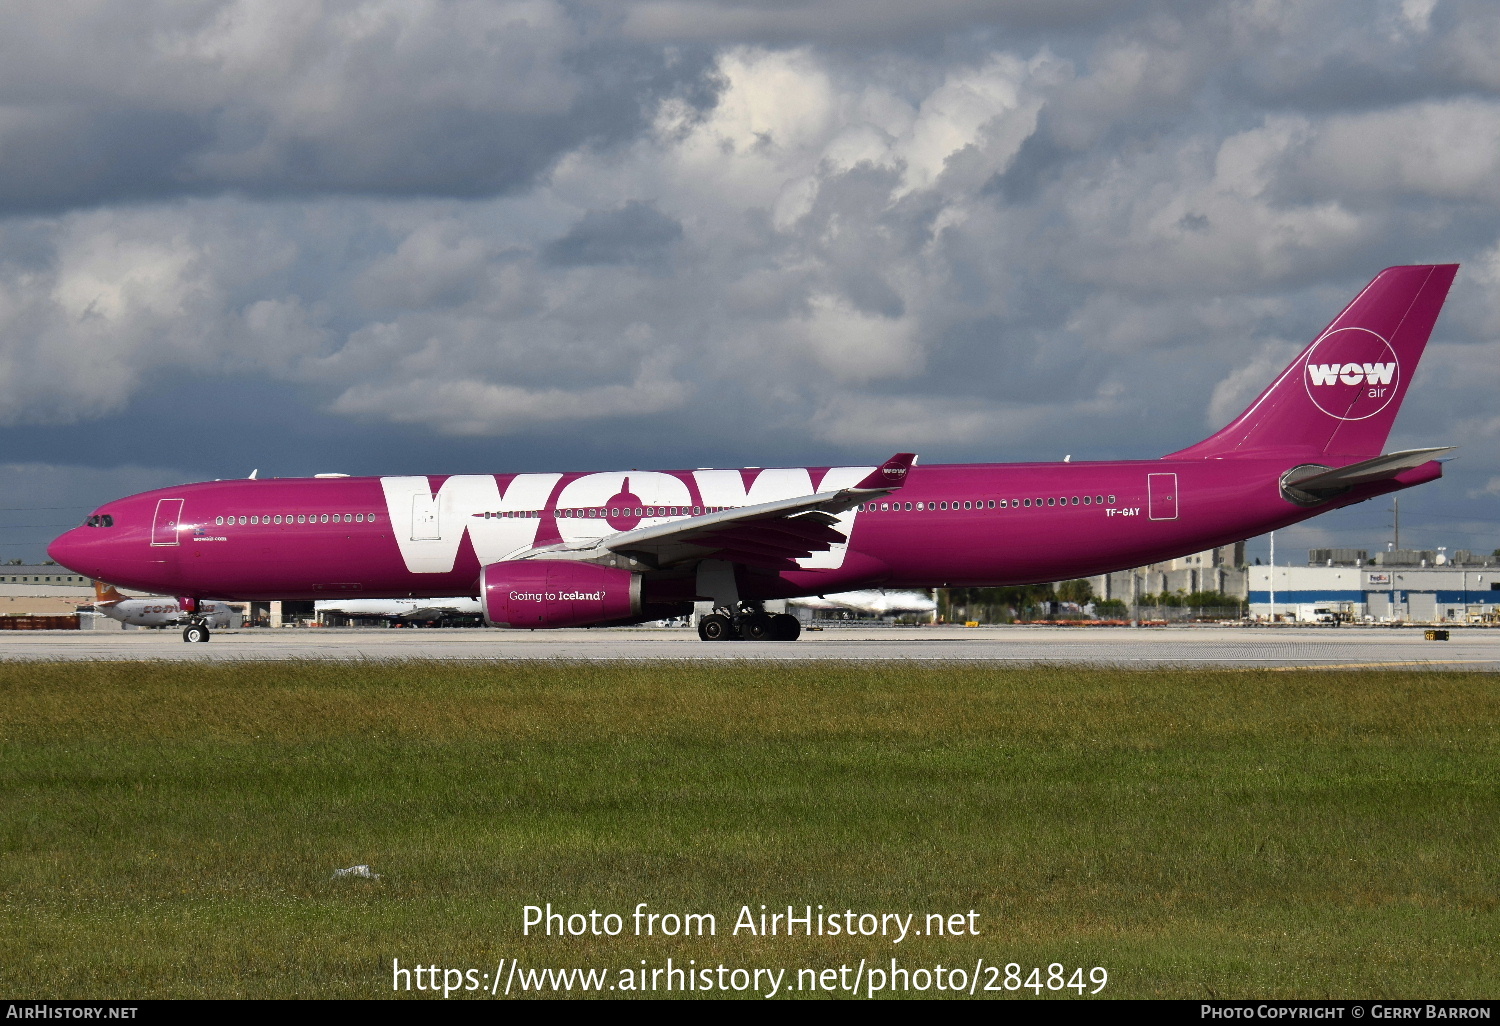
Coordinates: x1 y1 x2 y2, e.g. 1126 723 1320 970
83 514 115 527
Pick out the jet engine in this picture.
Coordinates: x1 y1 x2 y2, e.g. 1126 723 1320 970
480 559 641 629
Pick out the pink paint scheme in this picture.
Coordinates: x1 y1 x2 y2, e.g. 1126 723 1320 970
49 266 1460 640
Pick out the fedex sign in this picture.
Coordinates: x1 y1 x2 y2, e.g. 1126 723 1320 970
1302 327 1400 421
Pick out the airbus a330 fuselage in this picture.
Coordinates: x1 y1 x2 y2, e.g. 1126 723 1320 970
49 265 1460 641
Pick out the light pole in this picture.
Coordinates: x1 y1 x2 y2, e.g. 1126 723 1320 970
1269 531 1276 622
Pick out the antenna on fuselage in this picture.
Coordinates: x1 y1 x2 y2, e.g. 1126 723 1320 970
248 469 259 480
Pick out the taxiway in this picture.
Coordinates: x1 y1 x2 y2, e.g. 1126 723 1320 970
0 624 1495 667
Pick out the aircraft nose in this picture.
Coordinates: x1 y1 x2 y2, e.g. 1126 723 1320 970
47 528 85 574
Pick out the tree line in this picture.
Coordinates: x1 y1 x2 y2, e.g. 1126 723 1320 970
937 581 1246 623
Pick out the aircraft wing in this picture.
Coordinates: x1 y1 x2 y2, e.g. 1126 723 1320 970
602 453 916 570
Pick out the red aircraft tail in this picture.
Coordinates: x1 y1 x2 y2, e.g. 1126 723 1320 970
1168 264 1457 461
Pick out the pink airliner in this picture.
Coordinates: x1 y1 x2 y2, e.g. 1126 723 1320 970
50 265 1459 643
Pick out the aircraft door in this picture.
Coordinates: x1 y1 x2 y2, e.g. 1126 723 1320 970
151 498 185 546
411 494 440 540
1147 473 1178 521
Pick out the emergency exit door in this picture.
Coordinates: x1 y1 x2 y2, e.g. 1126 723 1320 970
1148 473 1178 521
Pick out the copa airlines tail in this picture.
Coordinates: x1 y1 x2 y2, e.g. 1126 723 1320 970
49 265 1461 642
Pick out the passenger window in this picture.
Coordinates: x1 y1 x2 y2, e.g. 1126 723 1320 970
1083 496 1091 505
963 501 971 510
1072 496 1079 505
1023 499 1031 507
1047 498 1055 507
250 516 259 524
987 500 995 509
216 517 224 526
1096 495 1104 504
320 514 329 523
1107 494 1116 504
1000 500 1007 508
693 506 702 515
273 515 282 524
355 513 364 522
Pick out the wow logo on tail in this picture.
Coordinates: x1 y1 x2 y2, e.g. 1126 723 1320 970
1303 327 1401 421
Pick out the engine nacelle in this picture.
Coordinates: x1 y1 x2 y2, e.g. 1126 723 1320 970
481 559 641 629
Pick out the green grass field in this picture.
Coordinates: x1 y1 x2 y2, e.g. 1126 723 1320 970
2 660 1496 999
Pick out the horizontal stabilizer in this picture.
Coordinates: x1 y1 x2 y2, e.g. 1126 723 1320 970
1282 446 1455 502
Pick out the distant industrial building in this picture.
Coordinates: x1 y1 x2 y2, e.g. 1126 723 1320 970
1251 549 1500 622
1088 542 1248 605
1308 547 1496 567
0 565 97 616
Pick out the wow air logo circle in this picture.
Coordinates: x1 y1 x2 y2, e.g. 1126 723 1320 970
1302 327 1400 421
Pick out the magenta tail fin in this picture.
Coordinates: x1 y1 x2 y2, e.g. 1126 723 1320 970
1169 264 1458 460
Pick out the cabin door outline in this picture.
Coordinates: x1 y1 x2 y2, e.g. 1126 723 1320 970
151 498 185 546
1147 473 1179 521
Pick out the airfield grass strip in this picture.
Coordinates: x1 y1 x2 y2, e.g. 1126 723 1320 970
1 660 1496 999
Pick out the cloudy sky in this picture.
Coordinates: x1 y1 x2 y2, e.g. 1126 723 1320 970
3 0 1500 564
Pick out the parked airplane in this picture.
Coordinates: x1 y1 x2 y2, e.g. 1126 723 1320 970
51 265 1459 643
790 589 937 618
315 596 482 625
90 582 237 630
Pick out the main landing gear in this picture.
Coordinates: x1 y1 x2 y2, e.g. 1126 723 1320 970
182 623 211 643
697 606 801 642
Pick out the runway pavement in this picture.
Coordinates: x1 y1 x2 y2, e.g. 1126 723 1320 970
0 624 1496 667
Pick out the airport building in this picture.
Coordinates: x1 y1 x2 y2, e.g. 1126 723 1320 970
1088 543 1249 605
0 565 97 616
1249 549 1500 622
0 565 251 629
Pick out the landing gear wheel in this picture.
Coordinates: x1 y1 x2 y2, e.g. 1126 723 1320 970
182 624 211 643
771 613 801 641
698 613 734 641
741 612 776 641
